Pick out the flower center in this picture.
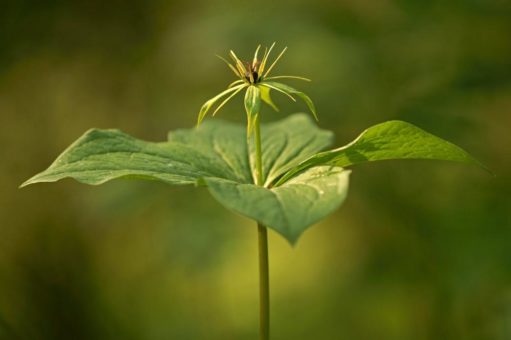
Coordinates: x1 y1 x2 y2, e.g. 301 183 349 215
244 61 260 84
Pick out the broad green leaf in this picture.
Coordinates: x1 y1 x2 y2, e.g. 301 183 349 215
21 114 332 189
255 114 333 186
21 120 252 187
278 120 484 185
204 166 350 244
22 114 480 244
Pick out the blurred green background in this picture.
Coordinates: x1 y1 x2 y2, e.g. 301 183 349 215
1 0 511 339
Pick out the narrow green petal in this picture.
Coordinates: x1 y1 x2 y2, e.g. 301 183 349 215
216 54 242 78
259 46 268 72
263 75 311 82
228 79 245 88
260 86 279 112
197 85 245 126
212 85 246 116
263 81 318 121
263 46 287 78
229 50 247 76
259 42 275 75
253 44 261 67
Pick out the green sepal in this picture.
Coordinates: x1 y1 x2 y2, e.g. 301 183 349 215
262 81 318 121
244 85 261 137
197 85 245 126
260 85 279 112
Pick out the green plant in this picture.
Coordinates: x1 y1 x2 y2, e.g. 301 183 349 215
22 43 485 340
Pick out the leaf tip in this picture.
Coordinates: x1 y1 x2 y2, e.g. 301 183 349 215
285 234 301 247
311 110 319 122
473 159 494 176
19 179 32 189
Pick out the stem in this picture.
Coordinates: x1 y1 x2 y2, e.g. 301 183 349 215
254 114 264 187
257 223 269 340
253 113 270 340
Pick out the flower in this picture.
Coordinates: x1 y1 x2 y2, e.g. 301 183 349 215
197 43 317 134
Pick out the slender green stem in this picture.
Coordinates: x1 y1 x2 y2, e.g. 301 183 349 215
257 223 269 340
254 113 264 187
253 113 270 340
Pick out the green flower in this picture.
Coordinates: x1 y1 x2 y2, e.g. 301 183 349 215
197 43 317 134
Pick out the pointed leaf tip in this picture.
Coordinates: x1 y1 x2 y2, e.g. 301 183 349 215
278 120 487 184
20 114 345 244
204 167 350 244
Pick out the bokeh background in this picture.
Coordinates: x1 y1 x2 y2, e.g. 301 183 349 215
1 0 511 339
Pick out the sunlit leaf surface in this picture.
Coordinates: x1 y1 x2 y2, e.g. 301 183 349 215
278 120 484 184
22 114 481 243
205 166 350 244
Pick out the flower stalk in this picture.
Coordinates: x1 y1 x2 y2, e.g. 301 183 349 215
257 222 270 340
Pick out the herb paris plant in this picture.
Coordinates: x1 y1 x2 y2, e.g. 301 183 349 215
22 43 484 340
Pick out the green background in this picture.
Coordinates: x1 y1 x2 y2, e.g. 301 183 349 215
1 0 510 339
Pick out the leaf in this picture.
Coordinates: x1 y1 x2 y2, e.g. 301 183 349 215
21 114 334 243
262 81 318 120
252 114 333 187
22 114 481 244
278 120 485 185
204 166 350 244
21 120 253 187
21 114 331 190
